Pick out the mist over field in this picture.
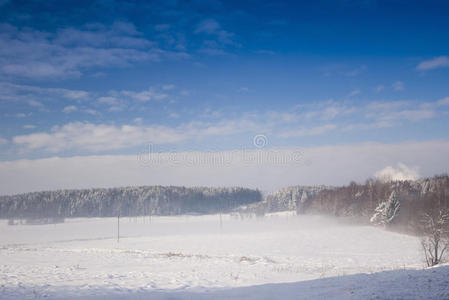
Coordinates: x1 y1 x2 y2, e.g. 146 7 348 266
2 0 449 299
1 176 449 299
0 213 426 299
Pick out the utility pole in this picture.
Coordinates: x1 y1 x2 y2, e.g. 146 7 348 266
117 214 120 243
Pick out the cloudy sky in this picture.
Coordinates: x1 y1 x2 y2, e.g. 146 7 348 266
0 0 449 194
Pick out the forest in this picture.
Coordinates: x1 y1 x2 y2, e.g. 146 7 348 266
295 175 449 233
2 175 449 234
0 186 262 220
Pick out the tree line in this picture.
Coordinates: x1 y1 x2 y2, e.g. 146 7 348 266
295 175 449 234
0 186 262 219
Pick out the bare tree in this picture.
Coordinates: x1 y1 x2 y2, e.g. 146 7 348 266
420 210 449 267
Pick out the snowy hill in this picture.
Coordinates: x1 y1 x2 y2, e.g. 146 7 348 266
78 265 449 300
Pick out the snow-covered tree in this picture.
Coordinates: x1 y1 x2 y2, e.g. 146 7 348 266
420 210 449 266
370 190 400 226
0 186 262 219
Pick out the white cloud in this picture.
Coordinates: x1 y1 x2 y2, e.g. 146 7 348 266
367 101 409 111
12 122 182 152
120 87 168 102
437 97 449 106
194 18 237 55
97 96 124 111
98 96 119 105
195 19 221 34
300 101 356 121
95 86 176 112
200 108 222 119
417 56 449 71
1 140 449 195
392 81 404 91
23 125 36 129
28 100 43 108
376 85 384 92
348 89 360 97
321 106 348 120
180 90 190 96
344 65 366 77
280 124 336 138
1 82 183 116
84 109 97 115
0 82 90 104
375 162 419 182
0 137 7 146
62 105 78 113
393 109 435 121
7 96 449 156
107 105 124 112
321 64 366 77
162 84 175 90
61 90 89 100
366 107 436 123
12 119 256 153
0 22 187 79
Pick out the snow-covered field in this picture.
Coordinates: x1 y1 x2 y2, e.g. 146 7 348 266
0 212 447 299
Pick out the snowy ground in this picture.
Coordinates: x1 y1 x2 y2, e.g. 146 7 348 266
0 212 447 299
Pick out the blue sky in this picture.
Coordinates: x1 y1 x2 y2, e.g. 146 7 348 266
0 0 449 182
